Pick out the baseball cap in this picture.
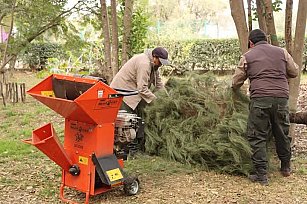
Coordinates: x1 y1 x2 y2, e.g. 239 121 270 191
249 29 267 44
152 47 170 66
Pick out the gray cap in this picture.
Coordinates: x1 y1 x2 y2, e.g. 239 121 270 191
152 47 170 66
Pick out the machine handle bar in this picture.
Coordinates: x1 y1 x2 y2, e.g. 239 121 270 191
109 88 139 98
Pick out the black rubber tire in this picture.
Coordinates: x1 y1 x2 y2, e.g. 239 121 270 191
123 177 140 196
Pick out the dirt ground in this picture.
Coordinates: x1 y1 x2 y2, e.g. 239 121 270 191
1 156 307 204
1 71 307 204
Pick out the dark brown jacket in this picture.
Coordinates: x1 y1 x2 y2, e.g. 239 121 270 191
232 41 298 98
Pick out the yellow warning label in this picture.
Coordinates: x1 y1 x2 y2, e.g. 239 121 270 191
41 91 55 97
78 156 88 165
106 168 123 182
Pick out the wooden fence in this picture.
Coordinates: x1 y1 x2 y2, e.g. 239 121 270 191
0 82 26 106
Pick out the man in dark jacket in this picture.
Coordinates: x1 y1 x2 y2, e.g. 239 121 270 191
232 29 299 185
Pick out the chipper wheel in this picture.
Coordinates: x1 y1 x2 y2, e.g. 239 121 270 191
123 176 140 196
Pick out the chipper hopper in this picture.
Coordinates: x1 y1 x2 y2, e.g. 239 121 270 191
23 74 140 204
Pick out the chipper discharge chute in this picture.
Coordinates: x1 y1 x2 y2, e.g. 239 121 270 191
23 74 140 204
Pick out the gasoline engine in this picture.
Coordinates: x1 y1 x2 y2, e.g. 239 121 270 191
114 110 143 159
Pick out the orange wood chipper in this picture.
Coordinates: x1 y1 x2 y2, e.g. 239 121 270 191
23 74 140 204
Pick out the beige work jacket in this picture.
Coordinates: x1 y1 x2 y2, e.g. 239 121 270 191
110 49 164 110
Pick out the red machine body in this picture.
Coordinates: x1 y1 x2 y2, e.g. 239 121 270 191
23 74 137 204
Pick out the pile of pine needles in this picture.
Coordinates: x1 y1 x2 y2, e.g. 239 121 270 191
144 73 252 175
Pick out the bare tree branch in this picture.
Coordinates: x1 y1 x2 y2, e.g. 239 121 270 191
1 1 83 70
79 1 100 16
23 1 83 44
0 23 10 27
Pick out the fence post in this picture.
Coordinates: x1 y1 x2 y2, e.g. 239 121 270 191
22 83 26 102
12 83 15 104
0 82 5 106
2 82 26 105
15 82 18 103
8 83 12 101
20 83 26 103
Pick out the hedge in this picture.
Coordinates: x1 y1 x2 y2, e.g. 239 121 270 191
148 38 307 73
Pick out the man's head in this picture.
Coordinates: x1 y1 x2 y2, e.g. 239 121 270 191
152 47 170 68
248 29 267 48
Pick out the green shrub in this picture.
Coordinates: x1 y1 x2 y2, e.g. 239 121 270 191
21 42 65 70
148 38 307 74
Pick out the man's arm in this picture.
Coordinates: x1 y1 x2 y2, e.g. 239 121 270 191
232 56 248 90
155 70 164 90
136 62 157 103
283 49 299 78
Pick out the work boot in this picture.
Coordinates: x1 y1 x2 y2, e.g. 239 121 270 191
280 161 291 177
248 173 269 185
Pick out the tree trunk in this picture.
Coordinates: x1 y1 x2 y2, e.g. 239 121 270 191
288 0 307 144
229 0 249 54
122 0 134 65
263 0 279 46
256 0 267 33
285 0 293 54
290 112 307 125
100 0 112 83
247 0 252 32
9 55 17 70
0 0 16 74
0 14 5 25
110 0 119 77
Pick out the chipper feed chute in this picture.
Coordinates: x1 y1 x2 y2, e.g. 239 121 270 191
26 74 121 124
23 123 73 172
23 74 140 204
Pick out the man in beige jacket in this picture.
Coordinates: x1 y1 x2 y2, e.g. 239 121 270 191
110 47 170 114
110 47 170 155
